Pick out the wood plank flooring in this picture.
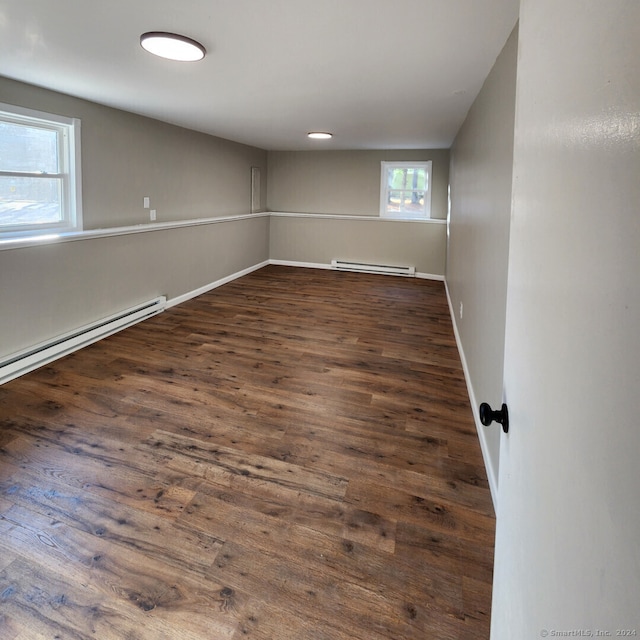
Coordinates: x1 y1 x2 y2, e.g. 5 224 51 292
0 265 495 639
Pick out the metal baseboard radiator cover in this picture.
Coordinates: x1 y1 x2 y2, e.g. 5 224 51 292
330 260 416 277
0 296 166 385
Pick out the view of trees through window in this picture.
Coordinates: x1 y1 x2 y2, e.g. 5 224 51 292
380 161 431 219
0 120 63 228
385 166 428 214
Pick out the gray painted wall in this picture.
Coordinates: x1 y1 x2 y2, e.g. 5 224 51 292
0 76 268 228
270 215 446 276
0 76 450 362
0 77 269 359
0 78 450 369
267 149 449 218
446 26 519 500
0 217 269 358
267 149 449 275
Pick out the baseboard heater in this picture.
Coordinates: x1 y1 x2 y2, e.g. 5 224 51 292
0 296 166 386
330 260 416 277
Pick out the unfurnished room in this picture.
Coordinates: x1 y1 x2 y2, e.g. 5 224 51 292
0 1 639 639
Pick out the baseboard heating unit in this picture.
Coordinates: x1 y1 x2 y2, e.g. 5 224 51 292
0 296 166 386
330 260 416 277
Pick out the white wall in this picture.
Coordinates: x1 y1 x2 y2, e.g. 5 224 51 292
492 1 640 636
446 25 519 502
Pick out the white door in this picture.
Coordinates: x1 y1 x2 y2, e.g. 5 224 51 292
490 1 640 637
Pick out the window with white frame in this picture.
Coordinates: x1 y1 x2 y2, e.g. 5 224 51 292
0 102 82 239
380 161 432 219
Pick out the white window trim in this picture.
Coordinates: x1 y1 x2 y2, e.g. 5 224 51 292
380 160 432 220
0 101 83 239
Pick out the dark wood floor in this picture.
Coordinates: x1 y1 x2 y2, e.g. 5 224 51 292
0 265 495 640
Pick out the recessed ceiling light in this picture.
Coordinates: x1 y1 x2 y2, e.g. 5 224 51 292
140 32 206 62
308 132 333 140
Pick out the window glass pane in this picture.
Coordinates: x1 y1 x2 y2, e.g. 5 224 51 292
388 168 428 190
389 169 405 189
411 168 426 190
0 175 62 227
385 190 426 215
381 161 431 219
386 189 404 212
0 121 59 173
400 191 425 213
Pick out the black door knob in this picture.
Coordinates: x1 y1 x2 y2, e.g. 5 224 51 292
479 402 509 433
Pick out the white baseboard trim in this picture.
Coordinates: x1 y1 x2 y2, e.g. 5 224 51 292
166 260 270 308
1 261 270 384
416 272 445 281
0 297 166 386
268 259 332 271
444 280 499 513
269 259 444 281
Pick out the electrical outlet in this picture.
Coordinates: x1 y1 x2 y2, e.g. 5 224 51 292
150 209 156 221
143 197 150 209
459 302 464 320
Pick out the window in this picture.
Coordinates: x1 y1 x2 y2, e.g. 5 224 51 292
0 102 82 239
380 161 432 219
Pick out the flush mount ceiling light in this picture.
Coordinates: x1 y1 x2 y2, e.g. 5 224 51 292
308 132 333 140
140 32 206 62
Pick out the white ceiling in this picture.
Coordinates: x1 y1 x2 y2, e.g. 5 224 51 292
0 0 519 151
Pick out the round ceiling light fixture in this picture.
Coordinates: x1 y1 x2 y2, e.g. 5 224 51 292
307 132 333 140
140 32 206 62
